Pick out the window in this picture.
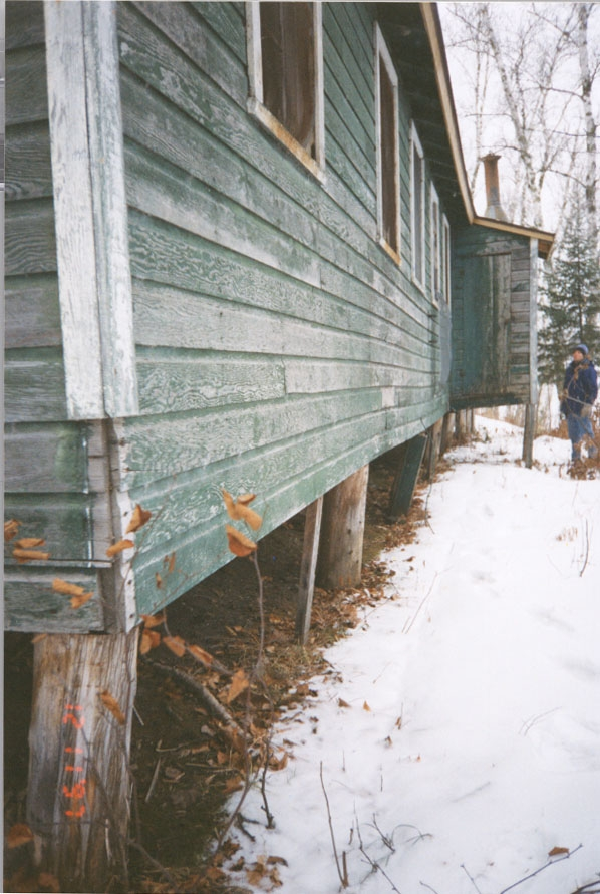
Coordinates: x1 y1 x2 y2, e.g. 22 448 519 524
442 214 451 305
411 123 425 288
430 184 441 303
247 2 324 177
375 25 400 261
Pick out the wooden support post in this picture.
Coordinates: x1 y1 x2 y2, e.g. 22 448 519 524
440 413 452 455
426 419 443 479
295 496 324 645
388 432 428 519
522 403 536 468
316 465 369 590
27 629 138 893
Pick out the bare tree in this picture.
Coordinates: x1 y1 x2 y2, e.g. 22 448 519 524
441 3 597 236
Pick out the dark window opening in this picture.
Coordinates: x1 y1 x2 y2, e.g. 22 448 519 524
260 2 316 158
379 60 398 254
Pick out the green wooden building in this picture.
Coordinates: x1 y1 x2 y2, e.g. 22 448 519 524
5 0 553 637
5 2 556 887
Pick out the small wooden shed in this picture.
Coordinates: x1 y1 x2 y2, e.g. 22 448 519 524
4 2 553 888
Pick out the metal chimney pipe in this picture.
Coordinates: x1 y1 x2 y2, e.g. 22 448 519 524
482 153 507 221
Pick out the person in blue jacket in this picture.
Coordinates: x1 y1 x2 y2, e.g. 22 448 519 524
560 343 598 461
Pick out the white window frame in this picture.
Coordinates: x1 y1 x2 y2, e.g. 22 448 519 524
374 23 400 263
442 214 451 305
430 183 441 305
246 2 325 180
410 121 425 289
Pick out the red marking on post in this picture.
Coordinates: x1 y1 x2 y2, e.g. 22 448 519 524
62 702 87 819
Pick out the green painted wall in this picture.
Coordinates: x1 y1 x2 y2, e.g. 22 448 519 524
116 2 449 616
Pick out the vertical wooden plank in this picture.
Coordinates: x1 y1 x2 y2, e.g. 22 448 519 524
295 496 323 645
27 629 138 893
44 0 138 419
522 403 536 469
388 432 427 519
82 1 138 417
44 0 103 419
316 465 369 589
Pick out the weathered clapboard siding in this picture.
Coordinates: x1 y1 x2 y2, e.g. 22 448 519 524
4 2 118 631
6 2 543 636
109 1 451 619
451 224 537 407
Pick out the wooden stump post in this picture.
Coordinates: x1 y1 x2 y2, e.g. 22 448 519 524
316 465 369 590
295 496 324 645
388 432 427 519
26 629 138 893
440 413 452 455
523 403 536 468
425 419 443 480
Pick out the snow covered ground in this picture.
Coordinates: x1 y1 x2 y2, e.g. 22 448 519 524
229 417 600 894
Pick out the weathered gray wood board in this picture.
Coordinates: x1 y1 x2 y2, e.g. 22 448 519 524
451 225 538 409
27 629 138 892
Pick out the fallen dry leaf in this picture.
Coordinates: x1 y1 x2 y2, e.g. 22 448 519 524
226 668 250 704
139 628 161 655
53 579 87 597
4 519 21 541
140 613 165 629
188 644 214 666
223 490 262 530
548 846 570 857
99 690 125 724
226 524 257 557
338 698 350 708
13 548 50 563
363 701 371 711
155 572 163 589
70 592 93 610
125 504 152 534
106 539 134 557
163 635 186 658
15 537 46 549
6 823 33 849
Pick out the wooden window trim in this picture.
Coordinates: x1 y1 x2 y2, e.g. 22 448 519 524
430 183 441 306
410 122 425 290
374 23 400 264
247 2 325 181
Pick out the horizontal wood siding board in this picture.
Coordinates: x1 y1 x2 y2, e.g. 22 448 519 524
5 44 48 125
5 200 57 276
325 3 375 116
127 213 429 350
5 423 89 494
131 279 417 369
190 1 246 66
122 134 419 328
6 0 45 50
122 409 387 561
4 494 93 561
5 354 68 422
119 390 384 487
136 353 287 414
5 121 53 201
127 2 247 107
323 36 374 169
5 275 62 348
4 572 104 633
116 5 415 299
131 427 397 618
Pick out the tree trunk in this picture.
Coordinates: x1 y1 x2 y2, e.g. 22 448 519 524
27 629 138 893
316 466 369 589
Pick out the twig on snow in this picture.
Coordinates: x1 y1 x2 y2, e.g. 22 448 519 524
499 844 583 893
461 863 484 893
320 762 349 888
